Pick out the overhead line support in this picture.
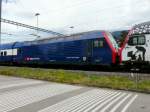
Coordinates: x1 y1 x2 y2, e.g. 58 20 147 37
1 18 64 36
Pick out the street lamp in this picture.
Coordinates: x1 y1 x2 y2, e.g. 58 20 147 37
35 13 40 39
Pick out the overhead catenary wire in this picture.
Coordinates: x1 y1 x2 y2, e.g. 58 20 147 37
1 18 65 36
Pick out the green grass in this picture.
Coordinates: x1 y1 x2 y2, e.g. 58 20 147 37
0 66 150 93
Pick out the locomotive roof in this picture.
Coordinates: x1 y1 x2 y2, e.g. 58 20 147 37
37 30 105 41
131 21 150 35
21 30 106 46
0 43 16 49
0 30 108 48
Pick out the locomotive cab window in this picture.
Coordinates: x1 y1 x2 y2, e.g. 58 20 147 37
94 40 104 48
18 48 22 54
128 35 145 46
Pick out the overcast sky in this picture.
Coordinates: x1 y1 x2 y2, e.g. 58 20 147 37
2 0 150 43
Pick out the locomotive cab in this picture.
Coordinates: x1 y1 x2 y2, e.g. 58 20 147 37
0 31 119 66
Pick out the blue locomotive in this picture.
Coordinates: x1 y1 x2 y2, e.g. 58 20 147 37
0 31 119 65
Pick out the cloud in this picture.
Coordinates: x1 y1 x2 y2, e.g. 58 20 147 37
2 0 150 43
3 0 17 3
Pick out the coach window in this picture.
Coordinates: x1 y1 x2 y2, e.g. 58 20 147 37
99 40 104 47
128 35 145 45
133 37 138 45
4 51 7 56
1 52 3 56
128 37 138 45
94 40 104 48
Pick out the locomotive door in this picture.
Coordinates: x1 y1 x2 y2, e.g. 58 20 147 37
12 42 18 62
145 34 150 61
86 40 93 63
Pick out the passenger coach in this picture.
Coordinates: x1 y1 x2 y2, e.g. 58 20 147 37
120 21 150 66
0 31 119 66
